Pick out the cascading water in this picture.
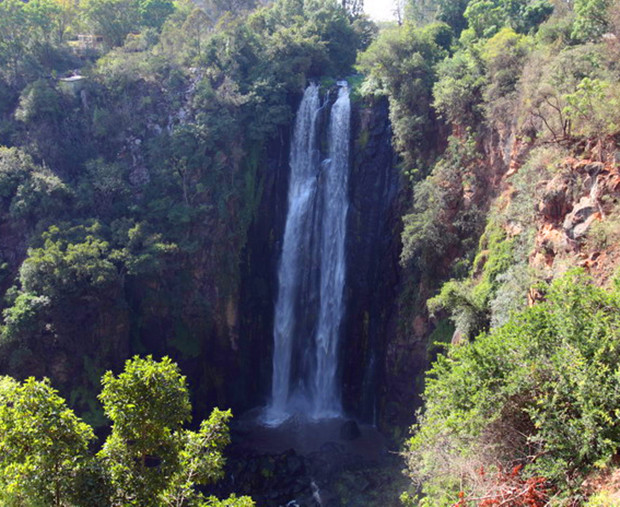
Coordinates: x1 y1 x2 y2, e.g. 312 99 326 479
267 82 351 424
313 84 350 415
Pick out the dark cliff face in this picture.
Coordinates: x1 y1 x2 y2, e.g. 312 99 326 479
341 97 401 423
236 125 292 412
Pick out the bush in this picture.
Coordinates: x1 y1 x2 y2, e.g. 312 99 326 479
357 22 450 173
433 48 486 129
406 270 620 503
0 376 95 506
481 28 531 130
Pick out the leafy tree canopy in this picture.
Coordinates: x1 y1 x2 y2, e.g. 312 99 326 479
0 358 252 506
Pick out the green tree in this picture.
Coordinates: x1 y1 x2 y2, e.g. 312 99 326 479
572 0 610 41
98 355 191 505
84 0 175 47
462 0 553 39
262 0 360 76
400 132 483 277
0 0 35 85
83 0 136 47
0 377 95 507
433 48 486 128
357 22 451 173
481 27 531 129
563 76 620 146
0 146 71 222
19 224 119 300
15 79 62 123
0 0 75 85
0 359 251 506
464 0 507 38
98 355 253 506
435 0 470 34
139 0 175 30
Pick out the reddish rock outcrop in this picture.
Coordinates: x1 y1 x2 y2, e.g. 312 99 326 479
529 158 620 285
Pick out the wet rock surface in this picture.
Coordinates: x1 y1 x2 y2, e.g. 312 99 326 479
343 97 401 424
211 415 407 507
339 420 361 441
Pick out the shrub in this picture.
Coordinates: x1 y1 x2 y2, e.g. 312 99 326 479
406 270 620 502
0 377 95 506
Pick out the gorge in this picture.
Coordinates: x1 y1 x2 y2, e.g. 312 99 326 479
3 0 620 504
218 82 405 506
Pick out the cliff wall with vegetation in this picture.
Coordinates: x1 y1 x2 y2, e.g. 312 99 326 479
357 0 620 502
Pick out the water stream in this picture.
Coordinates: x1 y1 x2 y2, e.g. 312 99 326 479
267 82 351 423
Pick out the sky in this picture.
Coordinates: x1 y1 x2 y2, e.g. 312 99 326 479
364 0 397 22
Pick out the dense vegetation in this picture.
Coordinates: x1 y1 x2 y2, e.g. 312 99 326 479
0 0 370 502
0 355 252 506
355 0 620 503
0 0 370 422
360 0 620 332
404 271 620 504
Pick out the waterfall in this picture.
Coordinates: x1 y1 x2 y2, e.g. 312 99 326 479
267 83 351 423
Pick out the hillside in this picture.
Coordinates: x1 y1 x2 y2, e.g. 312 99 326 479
357 0 620 504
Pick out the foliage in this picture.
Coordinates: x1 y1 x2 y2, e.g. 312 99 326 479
0 146 71 222
2 1 620 505
2 293 51 346
585 490 618 506
563 77 620 143
406 0 553 37
83 0 175 47
480 28 531 129
358 22 451 173
19 223 119 300
463 0 553 39
15 79 63 123
586 199 620 250
0 0 75 86
518 43 608 144
400 132 484 276
0 0 369 412
0 376 95 507
98 355 251 506
0 357 252 506
464 0 509 39
259 0 362 77
424 141 557 341
406 271 620 502
160 410 242 506
572 0 610 42
433 48 486 128
434 0 470 35
425 220 520 341
98 355 191 504
427 279 487 341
